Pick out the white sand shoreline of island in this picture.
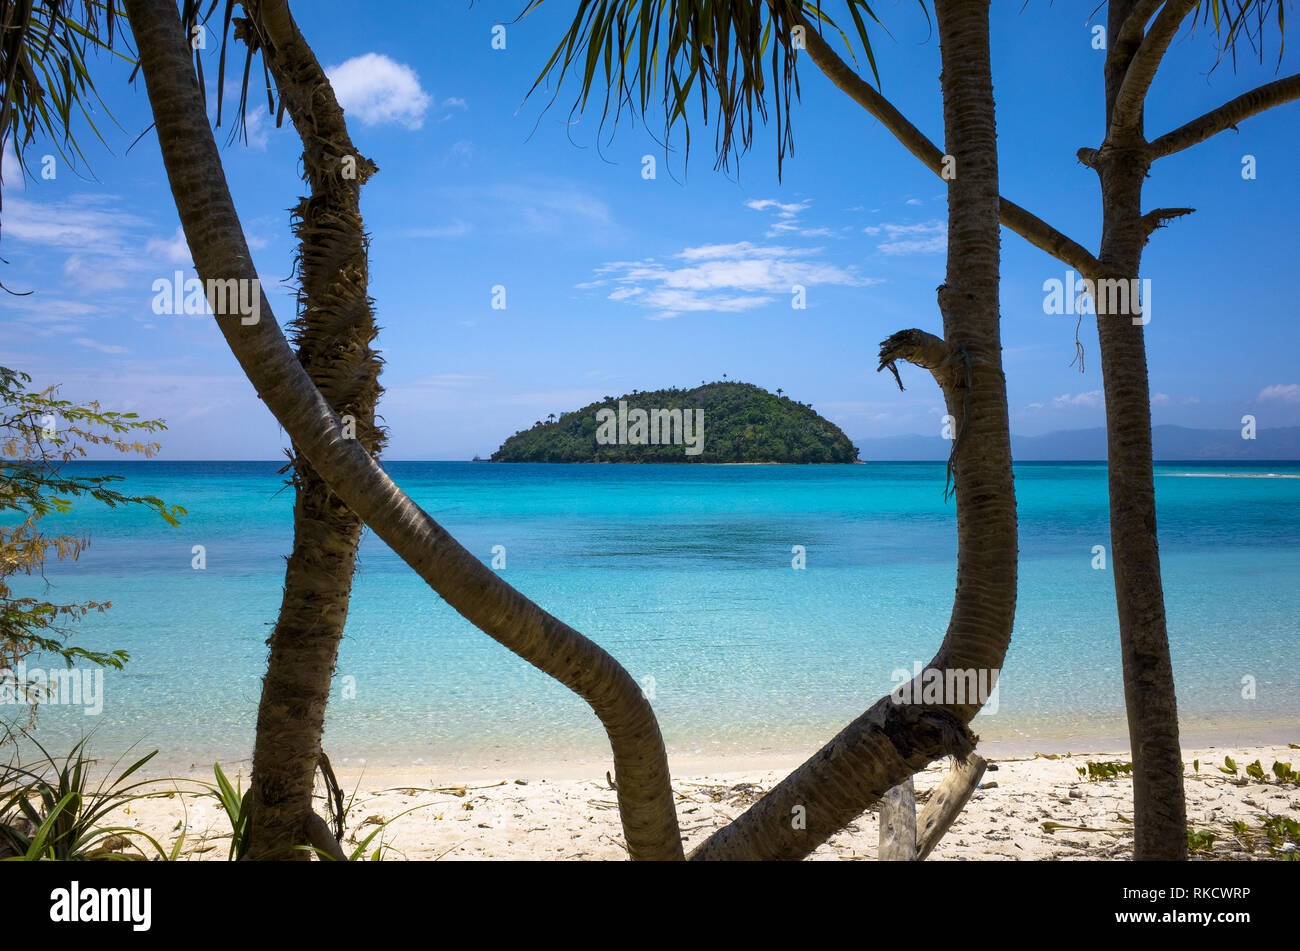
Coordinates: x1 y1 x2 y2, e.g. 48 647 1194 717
96 738 1298 861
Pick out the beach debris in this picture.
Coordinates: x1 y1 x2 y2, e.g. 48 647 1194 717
383 781 506 797
1041 820 1122 835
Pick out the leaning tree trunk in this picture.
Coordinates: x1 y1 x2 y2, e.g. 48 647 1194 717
123 0 683 861
239 0 384 860
690 0 1016 860
1085 0 1186 860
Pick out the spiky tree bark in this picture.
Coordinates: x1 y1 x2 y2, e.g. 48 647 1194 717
123 0 683 861
229 0 384 860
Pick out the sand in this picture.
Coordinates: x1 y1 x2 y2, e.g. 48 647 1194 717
98 741 1299 860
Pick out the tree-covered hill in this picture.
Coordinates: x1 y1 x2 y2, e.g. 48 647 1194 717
490 382 860 463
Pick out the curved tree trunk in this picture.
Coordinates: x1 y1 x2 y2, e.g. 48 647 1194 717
690 0 1016 860
239 0 384 860
798 0 1187 861
1085 0 1186 861
123 0 683 861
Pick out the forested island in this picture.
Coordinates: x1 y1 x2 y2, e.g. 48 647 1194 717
490 382 860 463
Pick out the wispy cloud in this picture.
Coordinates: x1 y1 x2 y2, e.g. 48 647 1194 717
1 137 22 191
399 220 471 239
745 197 832 238
73 337 128 355
1258 383 1300 404
1027 390 1105 412
146 226 193 266
437 182 612 235
582 241 876 320
864 220 947 255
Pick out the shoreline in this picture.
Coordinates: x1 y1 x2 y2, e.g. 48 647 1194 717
96 740 1299 860
102 720 1299 785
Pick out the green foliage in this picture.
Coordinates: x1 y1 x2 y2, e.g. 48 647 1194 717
1213 756 1297 785
2 367 184 727
519 1 925 176
1228 814 1300 860
1187 828 1218 853
0 732 171 860
0 0 130 213
1076 760 1134 782
1194 0 1289 70
491 381 859 463
201 762 251 861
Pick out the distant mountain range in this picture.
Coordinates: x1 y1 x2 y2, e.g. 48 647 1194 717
852 425 1300 462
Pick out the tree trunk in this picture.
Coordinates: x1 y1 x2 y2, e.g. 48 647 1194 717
1091 0 1186 860
878 777 917 860
123 0 683 861
239 0 384 860
690 0 1015 860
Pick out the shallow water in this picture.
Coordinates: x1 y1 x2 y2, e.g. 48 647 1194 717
9 460 1299 769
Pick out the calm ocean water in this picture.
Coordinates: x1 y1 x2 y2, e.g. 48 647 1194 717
9 461 1299 770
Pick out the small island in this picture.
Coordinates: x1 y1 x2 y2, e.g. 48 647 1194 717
491 381 860 463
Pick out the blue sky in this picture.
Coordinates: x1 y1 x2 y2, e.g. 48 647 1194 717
2 1 1298 460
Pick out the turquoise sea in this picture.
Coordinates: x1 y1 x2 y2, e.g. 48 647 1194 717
9 461 1300 770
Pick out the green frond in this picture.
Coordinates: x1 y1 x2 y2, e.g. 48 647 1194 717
0 0 129 194
518 1 914 178
1192 0 1291 70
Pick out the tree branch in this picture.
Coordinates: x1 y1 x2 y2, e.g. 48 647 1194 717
305 813 347 861
1113 0 1167 55
1140 206 1195 236
877 328 955 394
915 753 987 860
790 8 1101 277
1148 72 1300 158
1109 0 1197 139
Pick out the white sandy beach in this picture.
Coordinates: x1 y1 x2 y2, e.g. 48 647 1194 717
99 741 1299 860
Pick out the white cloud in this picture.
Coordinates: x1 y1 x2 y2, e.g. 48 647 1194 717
745 198 810 218
3 195 146 249
1 137 22 191
745 197 831 238
441 182 611 235
326 53 432 129
584 241 876 320
1258 383 1300 404
73 337 128 355
399 220 471 239
865 219 947 255
146 226 193 266
906 198 923 206
1051 390 1105 409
